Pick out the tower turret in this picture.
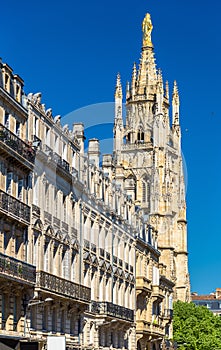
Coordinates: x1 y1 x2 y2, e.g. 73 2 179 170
113 13 190 303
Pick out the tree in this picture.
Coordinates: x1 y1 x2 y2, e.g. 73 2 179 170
173 300 221 350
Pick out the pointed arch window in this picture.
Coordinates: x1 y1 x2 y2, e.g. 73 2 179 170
137 130 144 143
142 177 150 204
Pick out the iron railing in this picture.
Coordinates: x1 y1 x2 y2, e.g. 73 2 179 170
32 204 40 216
0 252 36 284
44 211 52 222
91 301 134 322
53 216 61 227
36 271 91 303
0 189 30 223
54 153 70 173
0 123 36 164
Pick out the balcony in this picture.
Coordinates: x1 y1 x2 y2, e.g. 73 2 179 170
136 276 152 296
136 320 151 334
36 271 91 303
152 285 165 301
32 204 40 216
44 210 52 223
53 153 71 179
164 308 173 319
0 123 36 169
91 301 134 322
151 316 165 336
0 189 30 224
0 252 36 285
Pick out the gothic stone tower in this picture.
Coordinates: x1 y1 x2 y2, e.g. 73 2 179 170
113 13 190 302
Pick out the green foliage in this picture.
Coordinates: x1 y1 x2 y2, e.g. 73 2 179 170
173 301 221 350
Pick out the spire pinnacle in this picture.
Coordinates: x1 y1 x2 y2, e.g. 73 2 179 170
172 80 179 105
131 63 137 94
165 81 169 99
172 81 180 125
115 73 123 99
157 69 163 93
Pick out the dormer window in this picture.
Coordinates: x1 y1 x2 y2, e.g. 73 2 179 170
4 74 10 92
15 84 21 102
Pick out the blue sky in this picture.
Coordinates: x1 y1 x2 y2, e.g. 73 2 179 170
1 0 221 294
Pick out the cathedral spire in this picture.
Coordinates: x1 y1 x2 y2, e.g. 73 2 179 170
136 13 157 95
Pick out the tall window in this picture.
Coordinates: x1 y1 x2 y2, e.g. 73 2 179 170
13 296 18 331
4 113 9 128
17 178 23 200
15 121 20 137
63 143 67 160
6 172 13 194
137 130 144 142
142 177 150 204
33 233 39 267
1 294 6 329
43 306 48 331
54 189 58 218
45 183 49 212
63 195 66 222
46 127 50 146
52 308 57 332
44 241 49 271
152 265 159 285
60 309 65 333
30 307 36 329
4 232 10 254
70 313 76 335
62 249 70 279
34 117 39 137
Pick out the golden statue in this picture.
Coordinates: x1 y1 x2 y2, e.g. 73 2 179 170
142 13 153 47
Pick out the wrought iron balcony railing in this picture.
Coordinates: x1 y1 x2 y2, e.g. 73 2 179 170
53 153 70 173
0 123 36 164
91 301 134 322
44 210 52 223
32 204 40 216
36 271 91 303
0 189 30 223
0 252 36 284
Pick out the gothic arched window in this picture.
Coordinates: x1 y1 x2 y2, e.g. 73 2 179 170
142 177 150 204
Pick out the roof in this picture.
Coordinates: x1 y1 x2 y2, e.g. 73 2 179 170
191 294 221 301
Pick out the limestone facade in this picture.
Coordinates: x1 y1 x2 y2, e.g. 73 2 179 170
0 12 189 350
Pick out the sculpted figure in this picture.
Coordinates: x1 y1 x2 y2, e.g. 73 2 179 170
142 13 153 47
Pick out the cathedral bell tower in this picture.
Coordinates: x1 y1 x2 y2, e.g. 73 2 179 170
113 13 190 302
